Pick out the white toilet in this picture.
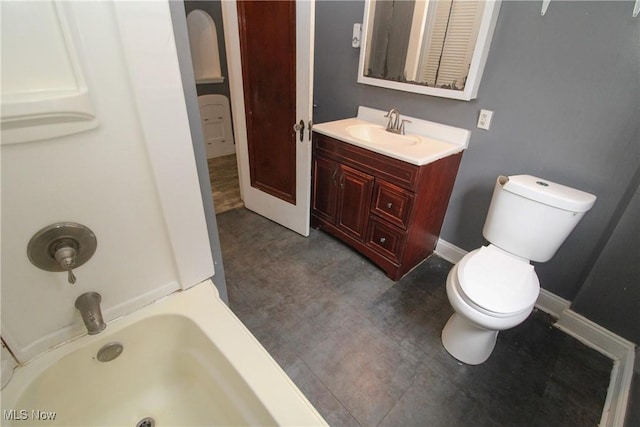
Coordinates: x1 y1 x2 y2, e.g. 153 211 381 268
442 174 596 365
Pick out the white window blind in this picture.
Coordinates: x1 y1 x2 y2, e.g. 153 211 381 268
418 0 485 89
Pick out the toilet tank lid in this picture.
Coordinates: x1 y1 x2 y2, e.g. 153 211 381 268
502 175 596 212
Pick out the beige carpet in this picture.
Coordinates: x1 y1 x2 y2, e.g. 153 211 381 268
207 154 244 214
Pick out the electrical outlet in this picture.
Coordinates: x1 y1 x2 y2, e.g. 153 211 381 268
477 109 493 130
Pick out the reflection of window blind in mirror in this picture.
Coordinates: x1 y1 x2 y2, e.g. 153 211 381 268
418 0 485 90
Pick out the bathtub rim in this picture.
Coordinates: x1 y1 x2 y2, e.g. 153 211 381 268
1 280 328 426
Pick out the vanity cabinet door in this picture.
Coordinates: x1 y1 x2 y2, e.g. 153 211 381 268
335 164 374 240
312 156 338 224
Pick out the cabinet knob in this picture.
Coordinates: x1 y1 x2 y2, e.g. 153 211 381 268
379 237 386 244
386 202 393 209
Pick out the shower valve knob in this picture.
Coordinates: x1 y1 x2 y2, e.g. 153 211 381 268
27 222 97 285
54 245 78 284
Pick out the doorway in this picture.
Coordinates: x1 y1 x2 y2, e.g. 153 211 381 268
184 0 243 215
183 0 314 233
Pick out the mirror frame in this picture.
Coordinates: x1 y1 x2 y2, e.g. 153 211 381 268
357 0 502 101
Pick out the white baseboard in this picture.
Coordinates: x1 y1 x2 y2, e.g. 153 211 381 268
435 238 636 427
555 310 635 427
535 288 571 318
435 238 467 263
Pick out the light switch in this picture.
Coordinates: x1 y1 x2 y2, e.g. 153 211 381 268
352 23 362 48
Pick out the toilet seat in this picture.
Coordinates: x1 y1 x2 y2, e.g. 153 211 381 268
457 246 539 315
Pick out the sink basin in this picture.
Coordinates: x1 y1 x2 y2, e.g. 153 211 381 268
312 107 471 165
346 124 421 146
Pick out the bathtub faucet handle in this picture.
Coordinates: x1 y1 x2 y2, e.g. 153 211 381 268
27 222 97 285
54 243 77 284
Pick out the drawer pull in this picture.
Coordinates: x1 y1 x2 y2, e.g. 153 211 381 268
379 237 386 243
386 202 393 209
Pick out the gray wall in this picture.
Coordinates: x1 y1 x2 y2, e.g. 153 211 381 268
314 1 639 343
573 175 640 342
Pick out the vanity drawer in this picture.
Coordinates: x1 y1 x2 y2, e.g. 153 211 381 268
372 181 414 229
366 217 406 263
313 133 419 191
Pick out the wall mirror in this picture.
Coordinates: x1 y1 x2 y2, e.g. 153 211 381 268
358 0 502 101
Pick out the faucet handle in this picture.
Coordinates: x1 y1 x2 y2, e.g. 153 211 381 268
27 222 97 285
400 119 412 135
65 265 77 285
54 244 77 284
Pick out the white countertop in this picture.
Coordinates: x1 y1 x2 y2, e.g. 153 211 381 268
312 106 471 166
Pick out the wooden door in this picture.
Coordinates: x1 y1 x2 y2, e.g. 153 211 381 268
237 1 296 204
223 0 314 236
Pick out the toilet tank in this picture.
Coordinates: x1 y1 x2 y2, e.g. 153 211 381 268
483 175 596 262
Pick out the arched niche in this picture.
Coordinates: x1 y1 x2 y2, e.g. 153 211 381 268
186 9 224 84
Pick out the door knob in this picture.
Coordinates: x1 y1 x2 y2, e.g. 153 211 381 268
293 120 305 142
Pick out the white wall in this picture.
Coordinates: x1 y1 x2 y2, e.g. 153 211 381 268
1 1 214 362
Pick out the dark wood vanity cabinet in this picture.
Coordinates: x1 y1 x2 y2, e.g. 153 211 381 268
311 133 463 281
312 157 374 240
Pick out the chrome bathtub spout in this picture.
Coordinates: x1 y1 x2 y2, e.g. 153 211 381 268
75 292 106 335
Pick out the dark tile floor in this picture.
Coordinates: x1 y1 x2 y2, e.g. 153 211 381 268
217 208 612 427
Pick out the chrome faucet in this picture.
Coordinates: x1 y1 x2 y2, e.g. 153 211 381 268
75 292 106 335
384 108 400 133
384 108 411 135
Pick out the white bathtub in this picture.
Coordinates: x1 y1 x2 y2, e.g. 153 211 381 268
1 281 327 426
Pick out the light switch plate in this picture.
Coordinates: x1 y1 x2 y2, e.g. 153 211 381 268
352 23 362 48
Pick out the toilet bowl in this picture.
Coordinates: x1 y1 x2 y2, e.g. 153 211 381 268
440 175 596 365
442 246 539 365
